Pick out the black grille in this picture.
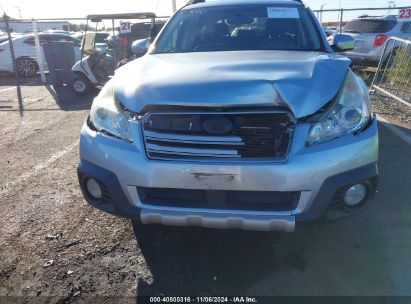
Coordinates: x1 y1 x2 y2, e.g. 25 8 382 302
141 111 294 160
137 187 300 212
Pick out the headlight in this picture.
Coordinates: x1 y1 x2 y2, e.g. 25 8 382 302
90 81 133 142
306 71 371 145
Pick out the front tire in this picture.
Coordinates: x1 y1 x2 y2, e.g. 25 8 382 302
16 58 38 78
70 75 91 96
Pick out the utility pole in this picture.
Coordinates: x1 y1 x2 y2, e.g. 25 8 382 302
320 4 327 24
0 9 24 116
15 6 22 18
172 0 177 13
388 1 395 14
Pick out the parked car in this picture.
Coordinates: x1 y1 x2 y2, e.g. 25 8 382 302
77 0 378 232
0 35 9 44
341 15 411 67
0 33 81 77
323 26 334 37
70 32 84 40
72 32 109 44
71 32 110 52
44 29 71 35
0 33 23 44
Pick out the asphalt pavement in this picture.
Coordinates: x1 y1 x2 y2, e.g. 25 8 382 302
0 74 411 301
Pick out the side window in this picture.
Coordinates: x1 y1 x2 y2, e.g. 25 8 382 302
39 35 54 44
24 38 35 46
24 36 47 46
59 35 78 42
401 22 411 33
43 35 78 44
49 35 67 42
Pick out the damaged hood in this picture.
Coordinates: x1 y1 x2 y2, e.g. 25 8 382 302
114 50 351 118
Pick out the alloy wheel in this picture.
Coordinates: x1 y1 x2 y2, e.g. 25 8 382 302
17 59 37 77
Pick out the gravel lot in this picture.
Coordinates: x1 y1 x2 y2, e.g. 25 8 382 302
1 73 411 303
372 92 411 132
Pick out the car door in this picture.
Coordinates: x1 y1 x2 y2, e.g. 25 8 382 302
53 34 82 61
17 36 37 59
15 35 48 69
35 34 71 70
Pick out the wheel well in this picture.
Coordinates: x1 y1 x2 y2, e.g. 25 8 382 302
73 71 86 77
16 57 39 69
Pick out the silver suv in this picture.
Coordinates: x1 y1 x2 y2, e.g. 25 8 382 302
342 15 411 66
77 0 379 232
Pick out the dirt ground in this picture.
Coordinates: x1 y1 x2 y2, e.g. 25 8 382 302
1 74 411 303
0 79 149 303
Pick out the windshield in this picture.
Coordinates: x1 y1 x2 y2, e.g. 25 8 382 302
153 5 323 53
344 19 397 33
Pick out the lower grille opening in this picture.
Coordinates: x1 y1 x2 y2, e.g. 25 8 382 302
142 111 294 160
137 187 300 212
330 187 349 207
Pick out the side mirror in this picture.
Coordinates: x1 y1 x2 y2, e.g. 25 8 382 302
131 38 150 56
332 34 355 52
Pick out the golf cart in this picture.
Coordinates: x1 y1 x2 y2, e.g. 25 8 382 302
70 13 157 95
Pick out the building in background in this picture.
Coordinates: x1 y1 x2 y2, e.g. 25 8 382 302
0 20 69 33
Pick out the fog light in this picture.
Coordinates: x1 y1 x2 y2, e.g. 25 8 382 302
344 184 367 206
85 178 102 200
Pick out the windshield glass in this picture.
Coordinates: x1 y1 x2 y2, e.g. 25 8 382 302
153 5 323 53
82 32 97 54
344 19 397 33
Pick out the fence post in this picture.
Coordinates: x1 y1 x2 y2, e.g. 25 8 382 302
32 20 47 84
2 14 24 116
339 8 343 34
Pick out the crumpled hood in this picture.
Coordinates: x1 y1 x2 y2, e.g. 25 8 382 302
114 50 351 118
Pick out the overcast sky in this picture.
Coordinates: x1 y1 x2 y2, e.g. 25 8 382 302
0 0 409 20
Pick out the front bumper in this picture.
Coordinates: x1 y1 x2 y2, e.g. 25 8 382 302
77 116 379 232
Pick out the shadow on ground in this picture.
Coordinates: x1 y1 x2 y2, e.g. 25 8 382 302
132 222 283 297
130 125 411 298
0 71 96 112
45 85 96 111
0 72 41 86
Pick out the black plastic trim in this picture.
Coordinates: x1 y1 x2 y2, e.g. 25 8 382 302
77 160 378 224
77 160 141 219
296 162 378 222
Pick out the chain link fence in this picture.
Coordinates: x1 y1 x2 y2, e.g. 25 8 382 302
314 6 411 109
0 14 170 111
1 6 411 111
371 37 411 107
0 13 167 82
0 15 169 79
313 6 411 70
